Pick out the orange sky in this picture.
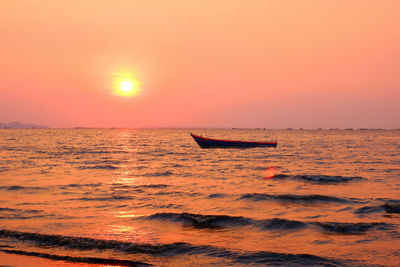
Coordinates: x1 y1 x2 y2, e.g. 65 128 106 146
1 0 399 128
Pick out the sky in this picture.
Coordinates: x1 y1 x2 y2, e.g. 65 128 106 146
1 0 399 129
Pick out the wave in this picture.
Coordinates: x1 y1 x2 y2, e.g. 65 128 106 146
60 183 102 189
0 167 9 173
146 212 308 231
143 171 173 177
313 222 391 234
135 184 170 189
239 193 353 204
144 212 390 236
274 174 365 184
0 208 44 217
149 203 184 209
0 208 70 220
71 196 134 202
207 193 227 199
258 218 308 231
0 185 44 192
146 212 253 229
111 184 170 190
153 191 201 197
49 148 129 156
0 229 345 266
0 207 42 213
0 249 152 266
77 165 119 170
82 160 125 165
355 200 400 214
383 201 400 213
0 229 174 254
233 251 345 266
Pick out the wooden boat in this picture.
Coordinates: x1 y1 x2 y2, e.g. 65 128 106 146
190 133 277 148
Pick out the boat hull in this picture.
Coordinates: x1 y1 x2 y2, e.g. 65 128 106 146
190 133 277 148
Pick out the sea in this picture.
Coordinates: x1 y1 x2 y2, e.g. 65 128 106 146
0 129 399 266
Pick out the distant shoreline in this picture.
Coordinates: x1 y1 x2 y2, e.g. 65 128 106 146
0 121 49 129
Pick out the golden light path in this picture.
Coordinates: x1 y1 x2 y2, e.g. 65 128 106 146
113 73 141 97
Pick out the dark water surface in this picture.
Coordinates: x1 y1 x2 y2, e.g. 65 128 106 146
0 129 399 266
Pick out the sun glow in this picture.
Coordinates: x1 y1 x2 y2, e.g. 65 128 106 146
113 73 141 97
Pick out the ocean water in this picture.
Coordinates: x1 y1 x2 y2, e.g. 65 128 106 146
0 129 399 266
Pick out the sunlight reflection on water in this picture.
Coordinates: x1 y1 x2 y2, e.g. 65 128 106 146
0 129 399 266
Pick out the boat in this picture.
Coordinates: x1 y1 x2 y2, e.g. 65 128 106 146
190 133 277 148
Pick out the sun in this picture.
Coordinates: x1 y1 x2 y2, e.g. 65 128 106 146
120 81 133 92
113 74 141 97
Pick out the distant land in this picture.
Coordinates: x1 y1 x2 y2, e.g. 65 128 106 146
0 121 50 129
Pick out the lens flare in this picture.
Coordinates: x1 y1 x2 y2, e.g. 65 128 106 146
264 166 276 179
